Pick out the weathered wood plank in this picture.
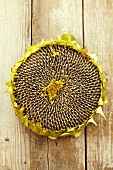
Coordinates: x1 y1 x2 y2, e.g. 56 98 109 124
0 0 31 169
32 0 85 170
84 0 113 169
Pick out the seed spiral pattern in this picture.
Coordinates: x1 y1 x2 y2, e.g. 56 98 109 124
13 44 101 131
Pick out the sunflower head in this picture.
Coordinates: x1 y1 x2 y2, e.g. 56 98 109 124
6 34 108 139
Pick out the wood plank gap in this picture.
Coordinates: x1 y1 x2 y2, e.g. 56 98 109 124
82 0 85 48
82 1 87 170
29 0 32 164
31 0 33 45
84 129 87 170
47 138 49 170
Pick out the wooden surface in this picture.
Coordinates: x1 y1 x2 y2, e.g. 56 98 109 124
0 0 113 170
84 1 113 170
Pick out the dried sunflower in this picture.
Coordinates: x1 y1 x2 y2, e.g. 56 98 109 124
7 34 108 139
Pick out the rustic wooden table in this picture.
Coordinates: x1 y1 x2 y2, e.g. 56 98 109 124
0 0 113 170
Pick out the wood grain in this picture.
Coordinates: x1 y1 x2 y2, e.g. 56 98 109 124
0 0 31 169
84 0 113 169
31 0 85 170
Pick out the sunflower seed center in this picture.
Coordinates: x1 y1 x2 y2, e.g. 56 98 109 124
41 78 64 104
